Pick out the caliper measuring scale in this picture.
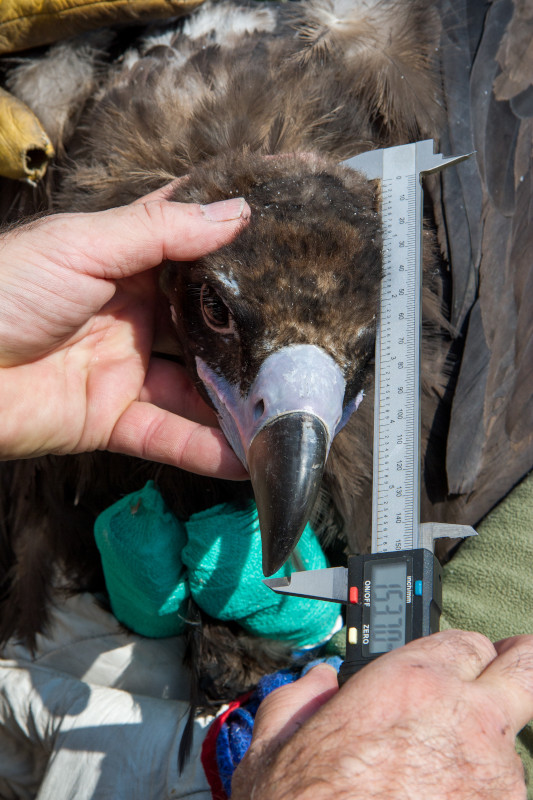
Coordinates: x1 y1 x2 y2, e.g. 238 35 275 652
265 140 476 681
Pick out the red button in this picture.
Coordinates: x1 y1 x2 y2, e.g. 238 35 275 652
349 586 359 604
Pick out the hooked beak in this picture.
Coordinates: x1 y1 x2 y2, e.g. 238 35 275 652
196 345 362 575
248 412 328 576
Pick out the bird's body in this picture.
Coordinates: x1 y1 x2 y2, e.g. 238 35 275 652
0 0 531 705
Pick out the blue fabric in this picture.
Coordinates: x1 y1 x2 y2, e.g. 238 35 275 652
216 656 342 797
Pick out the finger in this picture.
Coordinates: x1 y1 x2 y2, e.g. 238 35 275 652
493 635 533 658
362 629 498 683
38 197 251 279
139 357 218 427
414 629 498 681
252 664 339 749
108 400 248 479
479 635 533 734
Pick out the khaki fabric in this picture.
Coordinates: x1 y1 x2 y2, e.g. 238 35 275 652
441 471 533 797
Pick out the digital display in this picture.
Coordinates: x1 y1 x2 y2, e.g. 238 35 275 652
369 560 407 654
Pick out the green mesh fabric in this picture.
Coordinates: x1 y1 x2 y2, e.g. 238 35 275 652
94 482 340 648
94 481 189 638
183 502 340 646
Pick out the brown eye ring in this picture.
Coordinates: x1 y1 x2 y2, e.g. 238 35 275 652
200 283 235 333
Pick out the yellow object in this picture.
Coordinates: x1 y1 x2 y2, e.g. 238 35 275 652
0 0 204 182
0 0 203 55
0 87 54 184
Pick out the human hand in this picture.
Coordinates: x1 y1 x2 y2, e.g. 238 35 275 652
0 191 250 477
232 630 533 799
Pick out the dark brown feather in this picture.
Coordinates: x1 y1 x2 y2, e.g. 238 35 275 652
429 0 533 536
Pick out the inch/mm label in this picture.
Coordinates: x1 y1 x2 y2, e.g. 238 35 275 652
372 156 421 554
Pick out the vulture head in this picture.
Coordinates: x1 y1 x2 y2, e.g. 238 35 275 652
162 152 381 574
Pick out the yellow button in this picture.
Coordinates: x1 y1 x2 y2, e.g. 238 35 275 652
348 626 358 645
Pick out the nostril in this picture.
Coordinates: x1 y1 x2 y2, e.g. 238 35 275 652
253 399 265 421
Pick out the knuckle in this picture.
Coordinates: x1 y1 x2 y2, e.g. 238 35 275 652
439 628 497 663
138 198 167 227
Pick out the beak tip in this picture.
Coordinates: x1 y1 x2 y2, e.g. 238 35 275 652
261 524 308 576
261 543 293 578
248 412 329 575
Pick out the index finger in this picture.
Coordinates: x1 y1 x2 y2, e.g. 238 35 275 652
347 629 498 684
108 399 248 480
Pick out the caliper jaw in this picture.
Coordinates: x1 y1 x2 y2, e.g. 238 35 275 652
264 524 476 605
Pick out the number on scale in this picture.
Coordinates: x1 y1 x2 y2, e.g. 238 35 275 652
372 149 423 555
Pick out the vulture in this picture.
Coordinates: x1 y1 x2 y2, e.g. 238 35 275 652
0 0 532 711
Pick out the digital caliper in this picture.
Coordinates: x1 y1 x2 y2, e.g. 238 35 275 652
265 140 475 682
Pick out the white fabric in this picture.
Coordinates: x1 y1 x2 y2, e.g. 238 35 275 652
0 593 214 800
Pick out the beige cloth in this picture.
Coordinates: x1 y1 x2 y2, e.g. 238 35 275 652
0 592 213 799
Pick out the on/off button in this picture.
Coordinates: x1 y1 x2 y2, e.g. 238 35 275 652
349 586 359 604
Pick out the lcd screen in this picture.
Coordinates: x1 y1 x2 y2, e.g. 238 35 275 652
369 560 407 654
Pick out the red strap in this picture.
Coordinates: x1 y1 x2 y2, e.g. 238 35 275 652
201 693 252 800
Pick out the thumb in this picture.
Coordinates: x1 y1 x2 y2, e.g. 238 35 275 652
34 196 251 280
252 664 339 749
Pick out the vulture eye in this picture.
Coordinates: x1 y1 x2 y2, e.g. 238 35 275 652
200 283 234 333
